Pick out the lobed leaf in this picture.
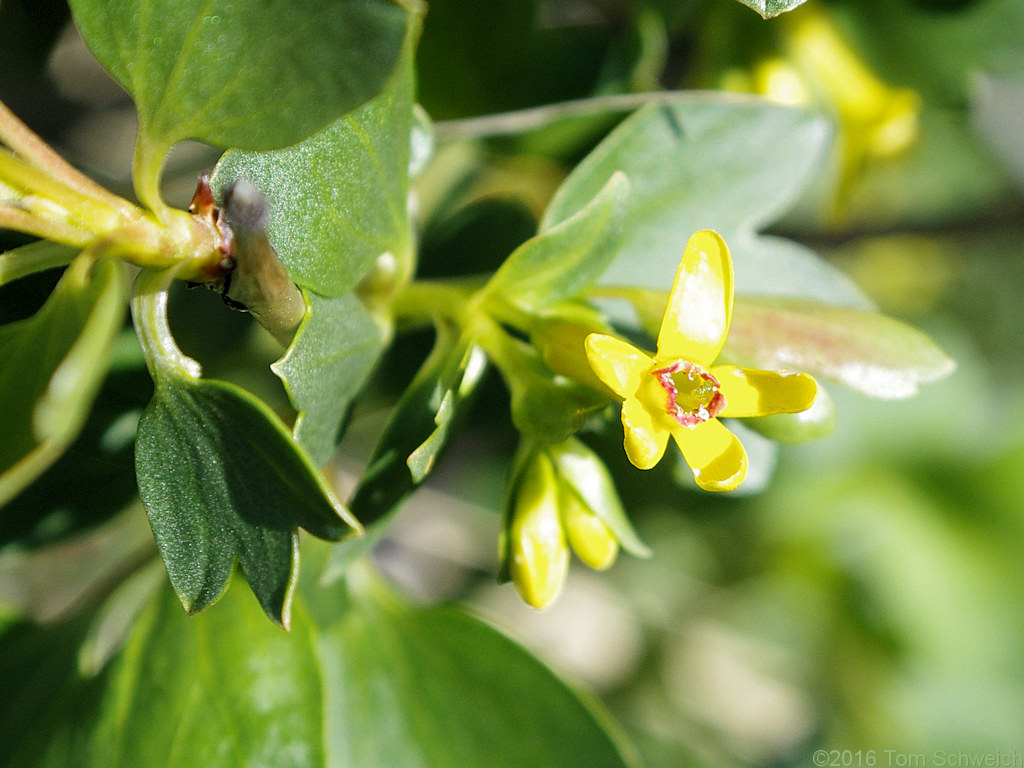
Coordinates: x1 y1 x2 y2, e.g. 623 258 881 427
272 292 384 467
542 96 872 308
134 375 360 626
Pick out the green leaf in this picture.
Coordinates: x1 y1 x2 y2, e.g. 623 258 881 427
734 0 810 19
972 73 1024 193
311 568 636 768
348 323 488 528
724 297 957 399
272 292 384 467
541 96 872 308
3 566 636 768
484 172 629 310
67 0 411 157
0 257 125 508
211 28 416 297
134 374 360 626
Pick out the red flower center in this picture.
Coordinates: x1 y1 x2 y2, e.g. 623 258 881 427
651 360 726 428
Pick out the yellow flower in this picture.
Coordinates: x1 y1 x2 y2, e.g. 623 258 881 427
584 230 818 492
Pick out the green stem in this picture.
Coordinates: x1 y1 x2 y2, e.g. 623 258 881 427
129 267 202 383
0 240 77 287
132 135 172 223
0 99 136 219
0 205 94 246
390 277 484 328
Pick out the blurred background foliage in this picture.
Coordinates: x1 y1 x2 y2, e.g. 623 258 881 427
1 0 1023 765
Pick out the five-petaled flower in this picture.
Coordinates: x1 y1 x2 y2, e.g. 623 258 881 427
585 230 818 492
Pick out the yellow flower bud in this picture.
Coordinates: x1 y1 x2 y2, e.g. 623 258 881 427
508 452 569 609
560 488 618 571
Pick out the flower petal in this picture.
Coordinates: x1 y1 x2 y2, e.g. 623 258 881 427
621 397 671 470
713 366 819 417
672 418 747 492
585 333 652 399
657 230 733 365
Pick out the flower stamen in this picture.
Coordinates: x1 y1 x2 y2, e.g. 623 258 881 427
652 360 726 428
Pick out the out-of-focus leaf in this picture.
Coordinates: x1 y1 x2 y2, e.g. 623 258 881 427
734 0 810 19
724 297 956 399
972 73 1024 192
135 374 360 626
484 172 628 310
310 567 638 768
272 292 384 467
541 97 871 308
3 565 638 768
347 322 488 529
211 27 415 297
416 0 609 119
0 257 124 508
836 0 1024 107
67 0 410 158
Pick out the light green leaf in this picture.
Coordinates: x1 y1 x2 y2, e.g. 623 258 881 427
542 96 871 308
211 28 416 297
724 297 956 399
0 257 125 508
68 0 410 158
484 172 629 310
272 292 384 467
734 0 809 19
134 374 360 626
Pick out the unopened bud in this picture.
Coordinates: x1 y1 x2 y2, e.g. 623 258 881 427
508 452 569 609
561 488 618 571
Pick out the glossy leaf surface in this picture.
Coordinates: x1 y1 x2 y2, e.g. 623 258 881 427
725 297 956 399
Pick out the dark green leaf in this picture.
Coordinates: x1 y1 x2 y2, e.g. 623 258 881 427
272 292 384 467
348 323 488 528
484 172 628 310
542 97 872 307
734 0 809 18
211 29 416 296
135 374 360 625
67 0 411 156
0 257 125 508
724 297 957 398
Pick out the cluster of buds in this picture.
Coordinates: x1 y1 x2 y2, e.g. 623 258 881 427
500 437 650 609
